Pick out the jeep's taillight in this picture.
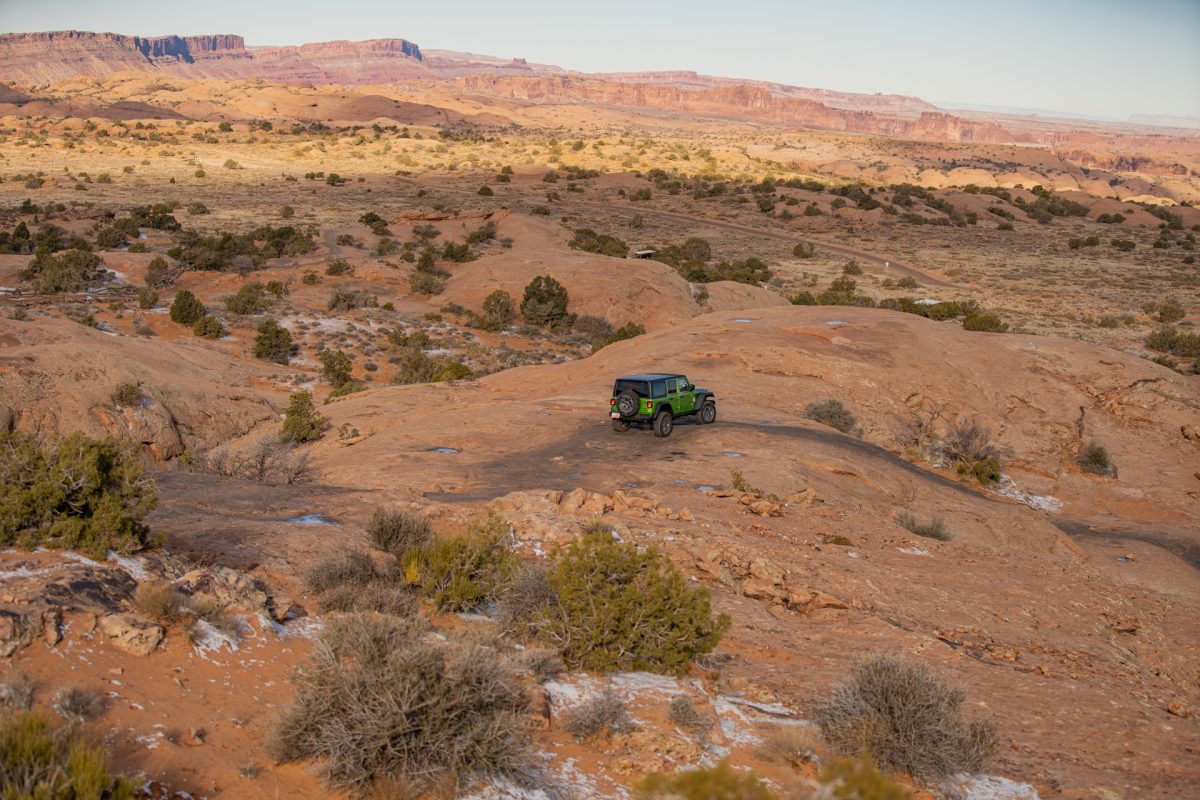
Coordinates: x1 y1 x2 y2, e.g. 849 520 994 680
610 398 615 405
647 401 653 409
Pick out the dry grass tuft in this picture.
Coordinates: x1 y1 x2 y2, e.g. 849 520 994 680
133 580 188 624
668 696 713 740
53 686 107 720
268 613 529 793
756 724 823 766
813 655 997 780
561 690 633 740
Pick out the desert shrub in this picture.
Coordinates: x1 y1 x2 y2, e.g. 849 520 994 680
757 724 823 766
819 755 914 799
0 431 157 558
305 551 378 595
528 531 729 674
279 205 295 219
1077 442 1115 476
318 348 353 386
302 270 321 285
145 255 172 288
317 581 417 617
941 416 998 466
111 383 142 407
842 260 863 275
20 249 110 293
637 761 776 800
668 696 713 740
53 686 106 720
569 228 628 258
814 655 997 780
1146 325 1200 358
186 201 209 215
962 455 1003 485
327 287 377 311
792 242 815 258
477 185 494 196
962 312 1008 332
404 526 517 612
593 322 646 351
480 289 515 330
325 258 353 277
181 436 313 485
133 579 187 624
520 274 570 327
466 221 497 244
0 672 36 710
562 691 632 739
136 286 157 309
280 391 325 444
572 315 614 340
169 289 205 325
1111 238 1135 252
192 315 226 339
225 282 273 314
803 399 861 436
368 507 433 558
267 614 528 793
895 513 950 541
0 711 136 799
1158 299 1186 323
253 319 294 364
409 269 447 295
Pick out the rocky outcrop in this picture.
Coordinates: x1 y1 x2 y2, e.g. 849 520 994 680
0 30 424 85
456 75 1025 145
98 612 164 656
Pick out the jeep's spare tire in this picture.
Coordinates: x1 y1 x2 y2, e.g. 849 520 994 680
616 390 639 418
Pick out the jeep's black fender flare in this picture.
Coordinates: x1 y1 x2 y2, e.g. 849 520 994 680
697 392 716 407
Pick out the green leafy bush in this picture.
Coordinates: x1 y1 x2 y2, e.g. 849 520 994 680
637 760 776 800
0 711 136 799
521 531 729 674
803 400 861 436
569 228 628 258
279 391 325 444
319 348 353 386
593 322 646 351
192 315 226 339
20 249 110 292
814 655 997 780
111 383 142 407
962 312 1008 333
1146 325 1200 358
0 431 157 557
254 319 294 364
267 614 528 793
480 289 515 330
169 290 205 325
225 283 273 314
520 275 570 327
404 523 517 612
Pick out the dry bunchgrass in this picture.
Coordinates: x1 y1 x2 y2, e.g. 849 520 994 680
814 655 997 780
133 580 188 624
894 513 951 541
756 723 823 766
368 507 433 558
53 686 106 720
304 551 378 594
0 672 36 710
668 696 714 740
561 690 633 740
268 614 529 793
318 580 417 616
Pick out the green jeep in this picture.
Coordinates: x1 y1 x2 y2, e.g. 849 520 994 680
610 373 716 437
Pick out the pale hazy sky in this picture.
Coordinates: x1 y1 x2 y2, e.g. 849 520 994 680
2 0 1198 119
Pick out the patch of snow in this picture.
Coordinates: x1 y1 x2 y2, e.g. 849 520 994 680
135 731 165 750
610 671 686 698
825 320 848 326
996 476 1063 512
107 552 149 580
191 619 242 658
897 546 930 556
720 696 796 717
711 695 762 745
285 513 335 525
942 774 1040 800
733 318 753 323
459 779 553 800
914 298 941 305
846 551 860 558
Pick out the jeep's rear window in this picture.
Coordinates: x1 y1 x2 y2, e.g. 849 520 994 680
651 380 667 396
614 380 649 396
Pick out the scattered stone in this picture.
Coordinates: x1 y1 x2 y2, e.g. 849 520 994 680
1167 700 1193 719
98 613 165 656
42 607 63 646
785 587 849 614
1181 424 1200 442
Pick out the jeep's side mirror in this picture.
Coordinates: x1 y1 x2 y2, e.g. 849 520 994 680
685 383 693 391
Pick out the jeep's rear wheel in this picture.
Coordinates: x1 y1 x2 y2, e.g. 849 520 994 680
653 410 673 438
699 401 717 424
612 419 630 432
616 390 639 418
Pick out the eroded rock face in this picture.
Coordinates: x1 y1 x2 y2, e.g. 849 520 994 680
98 612 165 656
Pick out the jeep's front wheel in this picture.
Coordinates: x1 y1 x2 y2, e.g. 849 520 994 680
612 419 630 432
653 410 673 438
616 390 639 419
699 401 716 424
